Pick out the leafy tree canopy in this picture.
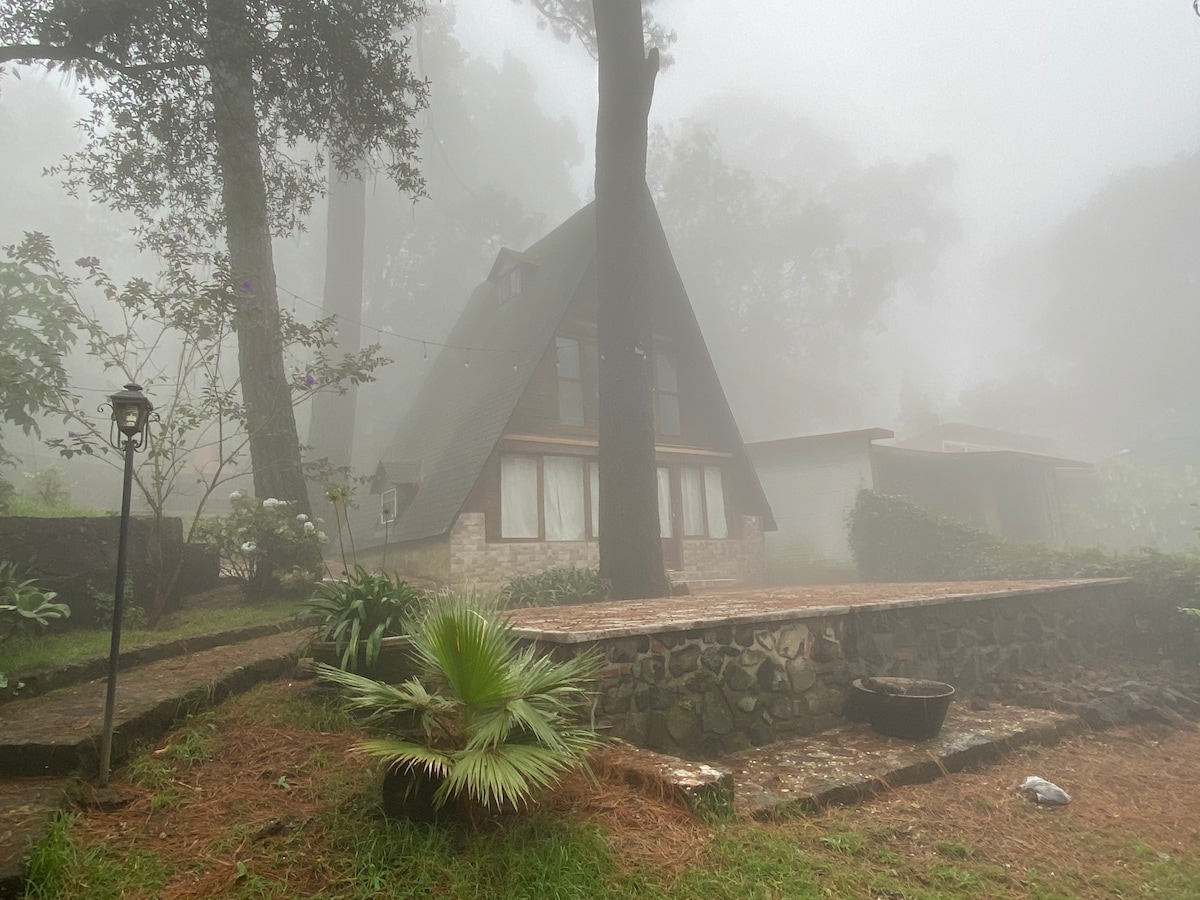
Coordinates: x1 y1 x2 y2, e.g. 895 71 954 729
0 234 80 469
647 102 959 436
0 0 429 248
957 151 1200 456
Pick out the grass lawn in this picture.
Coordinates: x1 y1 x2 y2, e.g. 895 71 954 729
0 598 302 676
22 679 1200 899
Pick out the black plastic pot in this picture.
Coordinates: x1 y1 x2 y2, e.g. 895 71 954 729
851 677 955 740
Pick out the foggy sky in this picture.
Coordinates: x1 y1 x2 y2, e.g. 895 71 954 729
453 0 1200 400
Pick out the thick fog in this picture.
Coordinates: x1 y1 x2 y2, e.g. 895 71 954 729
3 0 1200 509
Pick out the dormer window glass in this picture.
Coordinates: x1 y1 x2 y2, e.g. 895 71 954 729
499 266 522 303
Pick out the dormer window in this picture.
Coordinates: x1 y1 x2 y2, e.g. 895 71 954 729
500 266 522 302
487 248 536 306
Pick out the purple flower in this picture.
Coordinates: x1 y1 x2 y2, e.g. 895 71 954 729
74 256 100 268
267 373 275 381
303 372 316 389
240 279 252 292
172 233 184 242
67 431 77 438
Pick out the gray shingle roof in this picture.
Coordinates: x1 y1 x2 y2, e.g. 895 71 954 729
378 198 775 544
379 203 597 543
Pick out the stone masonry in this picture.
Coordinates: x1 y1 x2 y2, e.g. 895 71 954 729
511 580 1136 759
447 512 767 591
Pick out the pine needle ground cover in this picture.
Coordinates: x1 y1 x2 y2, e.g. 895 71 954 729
24 678 1200 899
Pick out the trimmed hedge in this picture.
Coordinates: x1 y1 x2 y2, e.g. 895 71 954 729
847 489 1200 660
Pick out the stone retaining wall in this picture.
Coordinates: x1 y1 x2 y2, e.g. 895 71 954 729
0 516 219 626
525 580 1136 759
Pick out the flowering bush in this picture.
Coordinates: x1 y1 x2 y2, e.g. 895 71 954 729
196 492 326 599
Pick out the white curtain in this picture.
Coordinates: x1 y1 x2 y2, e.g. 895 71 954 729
589 463 600 537
704 466 728 539
544 455 585 541
681 467 705 536
500 456 539 538
657 467 673 537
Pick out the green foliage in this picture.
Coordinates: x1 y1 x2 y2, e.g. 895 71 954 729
0 1 429 250
0 561 69 687
196 493 324 600
21 466 71 508
501 566 608 608
1062 456 1200 553
848 489 1200 660
0 598 297 678
317 595 604 812
6 495 107 518
303 566 427 672
0 561 68 635
0 233 80 469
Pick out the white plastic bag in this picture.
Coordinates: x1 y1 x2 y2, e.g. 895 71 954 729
1018 775 1071 806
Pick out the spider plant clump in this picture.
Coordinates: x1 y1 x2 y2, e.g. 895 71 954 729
303 566 427 672
316 595 604 818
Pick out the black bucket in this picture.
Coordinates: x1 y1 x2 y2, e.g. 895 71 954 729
851 677 955 740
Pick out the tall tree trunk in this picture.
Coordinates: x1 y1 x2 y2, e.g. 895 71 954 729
594 0 666 599
307 170 366 476
207 0 310 513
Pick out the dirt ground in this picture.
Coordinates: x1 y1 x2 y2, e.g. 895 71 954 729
66 679 1200 898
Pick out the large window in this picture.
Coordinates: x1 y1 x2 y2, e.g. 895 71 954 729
668 465 729 539
499 454 599 541
556 336 599 427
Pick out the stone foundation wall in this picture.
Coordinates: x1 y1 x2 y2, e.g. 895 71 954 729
446 513 767 591
448 513 600 591
533 581 1137 759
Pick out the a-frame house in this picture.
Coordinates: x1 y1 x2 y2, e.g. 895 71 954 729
358 199 775 590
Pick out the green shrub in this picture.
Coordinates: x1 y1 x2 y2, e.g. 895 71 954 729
501 567 607 608
0 561 70 688
303 566 427 672
195 492 324 600
317 594 604 814
847 489 1200 660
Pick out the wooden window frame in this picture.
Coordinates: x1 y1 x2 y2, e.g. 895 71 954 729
495 452 599 543
669 463 731 540
653 350 681 437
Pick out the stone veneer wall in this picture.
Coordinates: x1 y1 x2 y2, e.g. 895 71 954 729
526 581 1136 760
447 512 767 591
0 516 217 625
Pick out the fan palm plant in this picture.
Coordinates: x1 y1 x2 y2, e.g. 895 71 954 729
315 596 604 815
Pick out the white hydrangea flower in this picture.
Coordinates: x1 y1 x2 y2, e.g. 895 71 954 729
295 514 309 523
303 521 316 533
316 531 329 544
240 541 257 553
262 498 281 509
229 490 245 501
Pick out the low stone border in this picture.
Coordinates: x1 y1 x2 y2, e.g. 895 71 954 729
1 616 315 706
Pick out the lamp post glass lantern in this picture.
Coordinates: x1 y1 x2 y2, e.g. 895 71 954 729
98 383 153 787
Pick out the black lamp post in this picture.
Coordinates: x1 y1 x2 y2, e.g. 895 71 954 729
98 383 153 787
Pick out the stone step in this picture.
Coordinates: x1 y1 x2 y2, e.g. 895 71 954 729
0 630 305 778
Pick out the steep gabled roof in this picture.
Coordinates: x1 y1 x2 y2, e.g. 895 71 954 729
379 203 597 544
379 197 775 543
